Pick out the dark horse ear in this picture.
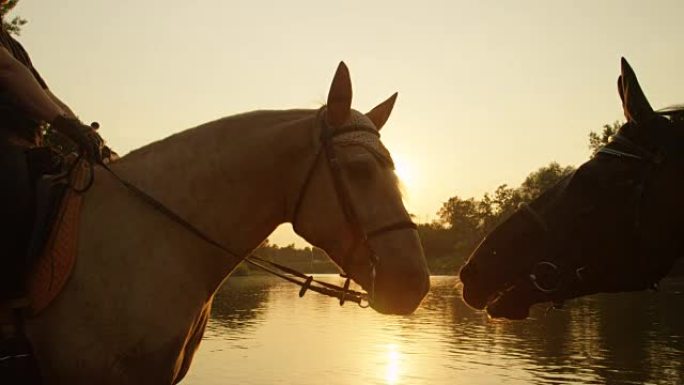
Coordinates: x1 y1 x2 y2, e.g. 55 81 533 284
366 93 398 131
618 57 654 124
326 62 352 127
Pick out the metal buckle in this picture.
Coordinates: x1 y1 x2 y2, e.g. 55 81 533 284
529 261 562 293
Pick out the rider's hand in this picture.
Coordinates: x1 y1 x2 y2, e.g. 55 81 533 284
90 121 119 163
101 145 119 164
50 115 104 162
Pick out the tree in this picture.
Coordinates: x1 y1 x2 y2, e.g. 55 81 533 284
416 222 460 273
437 196 482 240
487 183 523 229
518 162 575 201
589 121 622 155
430 161 575 273
1 0 26 36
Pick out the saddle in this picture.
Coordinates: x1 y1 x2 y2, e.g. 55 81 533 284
1 149 88 383
26 157 88 314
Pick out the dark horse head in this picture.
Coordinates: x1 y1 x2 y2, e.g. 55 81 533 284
460 58 684 319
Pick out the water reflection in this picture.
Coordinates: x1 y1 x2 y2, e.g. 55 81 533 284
385 344 400 384
206 277 271 333
183 276 684 385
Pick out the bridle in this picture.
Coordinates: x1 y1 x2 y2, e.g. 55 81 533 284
95 108 416 308
289 108 418 305
520 128 667 297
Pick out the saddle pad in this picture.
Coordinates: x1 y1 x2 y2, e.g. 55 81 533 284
26 162 89 315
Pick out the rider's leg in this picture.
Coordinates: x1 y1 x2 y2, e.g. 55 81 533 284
0 141 34 301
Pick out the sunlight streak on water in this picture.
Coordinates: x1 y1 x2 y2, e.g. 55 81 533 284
385 344 401 385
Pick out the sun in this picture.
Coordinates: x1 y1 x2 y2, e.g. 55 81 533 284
393 156 417 190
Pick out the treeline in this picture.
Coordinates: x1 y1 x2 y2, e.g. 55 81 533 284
234 242 341 276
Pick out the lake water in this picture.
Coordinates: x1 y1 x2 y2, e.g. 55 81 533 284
182 276 683 385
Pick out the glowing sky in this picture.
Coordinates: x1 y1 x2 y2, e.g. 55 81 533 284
13 0 683 246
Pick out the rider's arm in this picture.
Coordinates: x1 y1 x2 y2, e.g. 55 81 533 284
45 89 77 119
0 46 65 122
0 34 108 160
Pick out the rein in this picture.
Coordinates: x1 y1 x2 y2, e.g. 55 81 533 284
95 163 371 306
76 109 416 308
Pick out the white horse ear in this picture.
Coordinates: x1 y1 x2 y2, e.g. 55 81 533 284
366 93 398 131
326 62 352 127
619 57 654 124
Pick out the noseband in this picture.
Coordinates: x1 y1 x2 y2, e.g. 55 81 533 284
290 109 418 305
521 131 664 296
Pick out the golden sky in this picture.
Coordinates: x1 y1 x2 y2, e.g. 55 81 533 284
14 0 683 246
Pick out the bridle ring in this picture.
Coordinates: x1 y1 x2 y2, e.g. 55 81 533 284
529 261 562 293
